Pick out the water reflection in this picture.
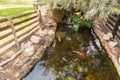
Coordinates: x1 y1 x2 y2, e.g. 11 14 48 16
23 61 56 80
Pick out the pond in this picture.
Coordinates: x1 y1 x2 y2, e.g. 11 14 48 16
23 26 119 80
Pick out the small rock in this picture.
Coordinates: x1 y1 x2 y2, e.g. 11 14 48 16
108 41 118 47
23 45 35 57
24 41 33 48
14 72 20 78
48 30 53 34
103 34 110 40
107 32 113 38
30 35 40 44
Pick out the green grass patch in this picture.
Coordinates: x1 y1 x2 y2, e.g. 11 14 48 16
0 7 33 17
114 8 120 14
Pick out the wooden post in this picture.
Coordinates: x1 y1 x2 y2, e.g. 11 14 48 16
33 3 42 30
9 17 20 49
113 14 120 38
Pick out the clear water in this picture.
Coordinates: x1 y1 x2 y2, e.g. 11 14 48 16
23 27 119 80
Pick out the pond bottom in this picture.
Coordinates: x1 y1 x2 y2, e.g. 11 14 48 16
23 27 119 80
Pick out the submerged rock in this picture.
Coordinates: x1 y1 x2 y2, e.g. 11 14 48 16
77 72 85 80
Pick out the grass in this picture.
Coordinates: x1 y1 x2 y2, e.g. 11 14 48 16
0 7 33 17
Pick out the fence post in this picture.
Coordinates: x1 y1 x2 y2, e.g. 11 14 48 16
33 3 42 30
9 17 20 49
113 14 120 38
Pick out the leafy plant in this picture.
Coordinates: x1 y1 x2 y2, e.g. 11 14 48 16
85 20 92 28
73 15 80 22
72 15 92 31
73 24 79 32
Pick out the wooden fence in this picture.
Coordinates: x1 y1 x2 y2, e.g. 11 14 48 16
106 13 120 47
0 4 42 55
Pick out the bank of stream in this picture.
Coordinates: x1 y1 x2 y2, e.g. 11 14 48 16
23 26 119 80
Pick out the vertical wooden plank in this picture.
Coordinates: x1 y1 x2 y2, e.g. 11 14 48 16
33 3 38 12
9 17 20 49
33 3 42 30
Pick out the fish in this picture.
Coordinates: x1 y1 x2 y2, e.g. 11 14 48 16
73 50 85 57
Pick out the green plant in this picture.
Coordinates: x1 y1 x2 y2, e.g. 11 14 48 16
114 8 120 14
39 0 118 20
84 20 92 28
72 15 92 32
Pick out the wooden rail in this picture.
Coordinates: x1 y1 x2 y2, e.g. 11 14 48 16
106 13 120 46
0 4 42 55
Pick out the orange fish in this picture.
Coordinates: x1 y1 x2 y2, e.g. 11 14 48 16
73 51 85 57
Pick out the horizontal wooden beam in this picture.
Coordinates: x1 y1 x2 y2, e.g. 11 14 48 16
0 26 39 55
0 22 39 48
15 19 38 32
106 21 114 31
108 14 117 22
0 17 38 40
14 15 37 26
0 31 12 40
116 31 120 39
0 18 8 23
0 25 10 31
12 11 35 19
107 18 115 26
17 23 39 38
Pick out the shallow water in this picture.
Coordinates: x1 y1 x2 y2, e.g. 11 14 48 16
23 27 119 80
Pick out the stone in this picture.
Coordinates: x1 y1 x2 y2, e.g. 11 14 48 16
108 41 118 47
103 34 110 40
30 35 40 44
24 41 33 48
107 32 113 38
48 30 53 34
23 45 35 57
